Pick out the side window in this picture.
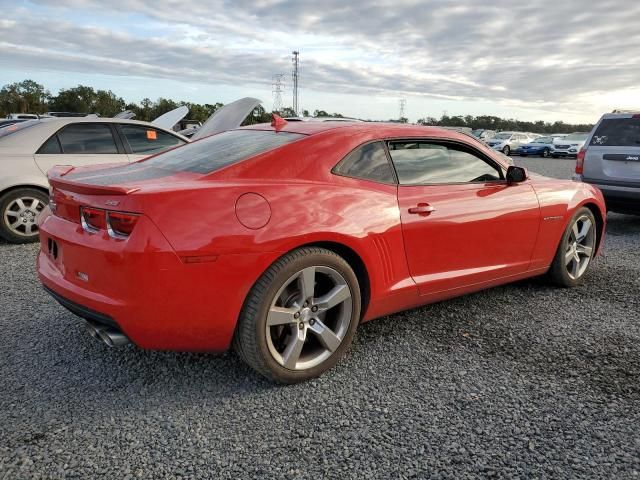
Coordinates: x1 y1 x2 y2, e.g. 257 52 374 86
388 141 503 185
57 124 118 154
332 141 395 183
37 136 62 154
120 125 185 154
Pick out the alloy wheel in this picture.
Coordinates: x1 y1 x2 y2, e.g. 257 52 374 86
3 196 45 238
265 265 353 370
565 214 595 280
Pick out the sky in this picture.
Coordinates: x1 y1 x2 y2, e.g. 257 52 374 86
1 0 639 124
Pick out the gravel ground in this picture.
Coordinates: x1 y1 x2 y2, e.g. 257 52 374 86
1 157 639 479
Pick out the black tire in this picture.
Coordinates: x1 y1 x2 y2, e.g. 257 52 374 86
502 145 511 156
0 188 48 244
547 207 597 287
552 154 559 158
542 148 550 158
233 247 361 383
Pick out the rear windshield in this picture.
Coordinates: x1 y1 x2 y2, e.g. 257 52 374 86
143 129 305 174
591 118 640 147
0 119 41 139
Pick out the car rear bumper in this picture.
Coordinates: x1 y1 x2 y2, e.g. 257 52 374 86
580 178 640 213
37 211 275 352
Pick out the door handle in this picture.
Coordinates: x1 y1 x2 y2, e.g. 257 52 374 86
408 203 436 215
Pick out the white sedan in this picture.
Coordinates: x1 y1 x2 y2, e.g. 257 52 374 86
0 98 261 243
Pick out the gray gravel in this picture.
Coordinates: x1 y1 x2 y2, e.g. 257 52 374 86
1 157 639 479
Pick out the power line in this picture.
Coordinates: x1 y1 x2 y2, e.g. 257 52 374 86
272 73 285 113
292 51 300 115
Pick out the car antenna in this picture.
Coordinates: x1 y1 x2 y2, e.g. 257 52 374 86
271 113 287 131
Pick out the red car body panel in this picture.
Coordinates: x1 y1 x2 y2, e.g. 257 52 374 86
37 122 607 352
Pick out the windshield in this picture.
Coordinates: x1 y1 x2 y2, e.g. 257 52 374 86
143 129 305 174
533 137 552 143
565 133 588 141
0 119 41 139
591 118 640 147
471 129 483 137
493 133 511 140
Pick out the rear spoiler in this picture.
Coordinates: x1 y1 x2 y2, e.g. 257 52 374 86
48 166 139 196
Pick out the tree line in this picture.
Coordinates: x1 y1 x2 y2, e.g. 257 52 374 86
1 79 593 133
417 114 593 134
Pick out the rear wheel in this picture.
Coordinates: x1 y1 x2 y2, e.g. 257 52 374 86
233 247 361 383
542 148 551 158
502 145 511 156
548 207 597 287
0 188 48 244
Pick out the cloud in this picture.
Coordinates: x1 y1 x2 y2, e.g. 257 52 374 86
3 0 640 118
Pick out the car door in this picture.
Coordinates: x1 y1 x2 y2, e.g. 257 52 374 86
389 139 541 295
34 122 127 174
118 124 187 162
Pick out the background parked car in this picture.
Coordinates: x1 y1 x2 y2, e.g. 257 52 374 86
471 129 496 142
552 132 589 158
0 118 188 243
486 131 532 155
574 112 640 214
514 136 557 157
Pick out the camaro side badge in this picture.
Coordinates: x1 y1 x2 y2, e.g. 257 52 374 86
544 215 564 221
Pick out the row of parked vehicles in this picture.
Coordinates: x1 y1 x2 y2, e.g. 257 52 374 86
471 129 589 158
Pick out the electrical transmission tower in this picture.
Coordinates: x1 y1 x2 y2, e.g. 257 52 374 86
272 74 285 113
399 98 407 121
292 51 300 115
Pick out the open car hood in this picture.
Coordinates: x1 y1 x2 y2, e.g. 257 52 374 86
152 105 189 130
191 97 261 141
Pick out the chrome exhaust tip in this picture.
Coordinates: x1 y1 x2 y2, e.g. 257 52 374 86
97 328 131 347
85 321 130 347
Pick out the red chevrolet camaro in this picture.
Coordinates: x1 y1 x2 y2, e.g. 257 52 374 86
37 118 606 383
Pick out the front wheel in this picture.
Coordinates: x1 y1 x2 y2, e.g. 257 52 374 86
542 148 551 158
233 247 361 383
502 145 511 156
0 188 48 243
547 207 597 287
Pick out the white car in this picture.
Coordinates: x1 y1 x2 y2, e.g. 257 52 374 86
552 132 589 158
0 97 262 243
485 132 532 156
0 118 188 243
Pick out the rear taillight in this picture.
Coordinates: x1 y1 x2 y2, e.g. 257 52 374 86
80 207 139 238
575 148 586 174
80 207 107 231
106 211 139 237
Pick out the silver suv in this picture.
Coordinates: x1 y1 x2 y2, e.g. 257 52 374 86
574 112 640 214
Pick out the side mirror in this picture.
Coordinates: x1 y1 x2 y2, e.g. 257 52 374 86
506 165 528 183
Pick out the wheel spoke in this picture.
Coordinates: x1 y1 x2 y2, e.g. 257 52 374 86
15 199 26 210
267 306 298 326
298 267 316 302
570 257 580 277
282 328 306 369
565 248 574 266
315 284 350 312
577 218 592 241
571 222 580 241
576 244 593 257
5 210 18 218
24 223 33 234
30 199 40 210
309 319 341 352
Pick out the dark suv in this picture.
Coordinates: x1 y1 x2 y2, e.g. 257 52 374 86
574 113 640 214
